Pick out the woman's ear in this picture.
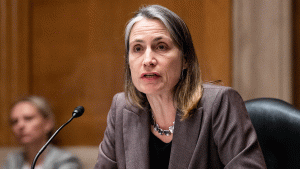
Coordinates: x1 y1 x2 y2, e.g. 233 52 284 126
44 118 54 135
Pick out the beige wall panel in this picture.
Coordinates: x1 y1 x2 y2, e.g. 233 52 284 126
232 0 292 103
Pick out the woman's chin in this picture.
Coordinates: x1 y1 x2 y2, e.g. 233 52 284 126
141 89 160 96
19 137 40 146
19 139 32 146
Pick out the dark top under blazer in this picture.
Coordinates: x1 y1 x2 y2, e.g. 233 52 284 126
94 84 267 169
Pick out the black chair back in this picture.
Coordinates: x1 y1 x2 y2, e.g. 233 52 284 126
245 98 300 169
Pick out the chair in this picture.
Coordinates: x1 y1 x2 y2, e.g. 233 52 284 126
245 98 300 169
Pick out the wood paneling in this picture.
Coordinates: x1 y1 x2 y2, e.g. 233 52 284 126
293 0 300 108
0 0 231 146
0 0 30 146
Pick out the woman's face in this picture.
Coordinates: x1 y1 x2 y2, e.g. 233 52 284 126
129 18 184 97
10 102 52 146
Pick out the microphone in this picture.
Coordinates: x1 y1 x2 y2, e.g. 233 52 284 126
73 106 84 118
31 106 85 169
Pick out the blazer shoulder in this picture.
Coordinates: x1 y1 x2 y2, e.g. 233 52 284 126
202 83 241 98
200 83 243 108
112 92 126 102
44 145 82 168
111 92 142 114
110 92 126 109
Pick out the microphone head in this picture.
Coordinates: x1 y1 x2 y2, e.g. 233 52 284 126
72 106 85 118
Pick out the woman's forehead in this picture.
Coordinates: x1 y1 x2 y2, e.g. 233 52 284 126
11 102 39 117
129 19 171 42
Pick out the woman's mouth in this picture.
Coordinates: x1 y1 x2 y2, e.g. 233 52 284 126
141 73 161 79
144 74 157 78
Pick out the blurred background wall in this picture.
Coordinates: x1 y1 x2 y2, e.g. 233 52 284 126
0 0 298 146
232 0 293 103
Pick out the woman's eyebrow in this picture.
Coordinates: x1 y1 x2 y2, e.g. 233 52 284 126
153 37 163 41
129 39 144 45
153 36 173 43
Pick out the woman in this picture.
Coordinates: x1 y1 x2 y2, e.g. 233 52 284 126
3 96 82 169
95 5 266 169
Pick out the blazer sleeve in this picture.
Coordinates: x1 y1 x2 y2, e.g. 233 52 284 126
211 87 267 168
94 94 118 169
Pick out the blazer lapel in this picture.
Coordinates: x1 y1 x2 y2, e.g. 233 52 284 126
169 108 203 169
123 107 151 169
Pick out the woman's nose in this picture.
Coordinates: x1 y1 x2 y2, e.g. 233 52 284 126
143 48 157 66
15 120 25 130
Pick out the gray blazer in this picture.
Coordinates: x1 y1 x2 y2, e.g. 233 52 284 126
3 145 82 169
95 84 267 169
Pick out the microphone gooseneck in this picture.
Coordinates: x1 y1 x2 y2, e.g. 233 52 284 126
31 106 85 169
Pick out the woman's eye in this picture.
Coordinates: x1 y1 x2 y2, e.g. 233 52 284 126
157 44 167 51
24 116 33 121
133 45 142 52
10 119 18 126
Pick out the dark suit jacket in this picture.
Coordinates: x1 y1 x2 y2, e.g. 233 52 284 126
94 84 267 169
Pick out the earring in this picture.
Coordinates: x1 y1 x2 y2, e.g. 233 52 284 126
180 69 186 80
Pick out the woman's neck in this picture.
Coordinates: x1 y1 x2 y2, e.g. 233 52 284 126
24 140 48 166
147 93 176 143
147 93 176 129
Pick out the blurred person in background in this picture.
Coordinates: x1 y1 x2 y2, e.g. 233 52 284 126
3 95 82 169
